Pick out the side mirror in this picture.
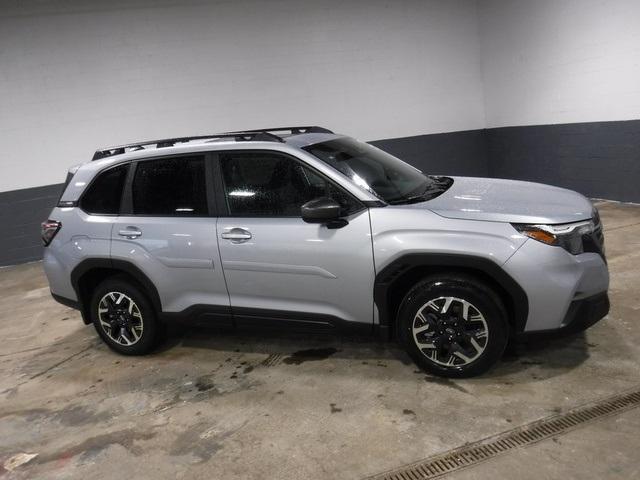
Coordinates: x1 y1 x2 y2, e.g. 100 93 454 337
301 197 342 224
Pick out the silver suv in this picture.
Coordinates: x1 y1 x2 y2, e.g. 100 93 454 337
42 126 609 377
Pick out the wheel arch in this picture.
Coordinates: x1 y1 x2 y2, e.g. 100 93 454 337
373 254 528 339
70 259 162 324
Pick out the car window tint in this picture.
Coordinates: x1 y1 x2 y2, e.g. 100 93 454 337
80 164 128 214
132 156 207 216
220 152 360 216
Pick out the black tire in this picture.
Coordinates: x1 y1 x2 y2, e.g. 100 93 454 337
89 276 159 355
397 274 509 378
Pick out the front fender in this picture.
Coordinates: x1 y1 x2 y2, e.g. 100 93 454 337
369 207 529 334
370 208 526 270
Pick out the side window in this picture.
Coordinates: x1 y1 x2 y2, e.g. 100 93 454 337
219 152 361 217
132 156 207 216
80 164 128 214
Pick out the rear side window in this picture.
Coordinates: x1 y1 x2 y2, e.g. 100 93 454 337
132 156 207 216
57 171 76 204
80 164 129 214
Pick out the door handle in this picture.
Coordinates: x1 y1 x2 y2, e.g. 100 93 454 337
221 228 252 243
118 227 142 239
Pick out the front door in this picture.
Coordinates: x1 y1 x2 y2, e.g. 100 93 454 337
215 150 374 329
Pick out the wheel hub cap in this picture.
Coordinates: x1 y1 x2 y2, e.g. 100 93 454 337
97 292 144 346
412 296 489 367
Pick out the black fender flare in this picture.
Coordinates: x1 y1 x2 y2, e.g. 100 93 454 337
373 253 529 336
70 259 163 322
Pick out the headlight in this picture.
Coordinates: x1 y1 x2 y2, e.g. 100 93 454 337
512 220 595 254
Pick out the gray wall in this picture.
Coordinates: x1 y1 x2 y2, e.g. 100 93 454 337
372 129 489 177
0 184 63 266
486 120 640 203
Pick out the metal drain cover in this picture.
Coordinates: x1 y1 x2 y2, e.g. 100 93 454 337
261 353 283 367
366 387 640 480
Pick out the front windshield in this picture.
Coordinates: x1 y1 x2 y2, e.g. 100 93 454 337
303 137 446 204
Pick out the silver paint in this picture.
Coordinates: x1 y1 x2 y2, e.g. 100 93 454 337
216 211 374 323
44 132 609 335
110 216 229 312
420 176 594 224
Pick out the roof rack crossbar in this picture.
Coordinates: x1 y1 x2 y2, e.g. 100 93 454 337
91 126 333 160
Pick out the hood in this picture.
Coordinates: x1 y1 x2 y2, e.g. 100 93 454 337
413 177 594 224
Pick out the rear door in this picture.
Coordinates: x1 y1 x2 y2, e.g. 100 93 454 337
111 154 230 317
214 150 375 329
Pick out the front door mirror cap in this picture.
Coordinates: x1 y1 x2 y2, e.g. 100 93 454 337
301 197 342 224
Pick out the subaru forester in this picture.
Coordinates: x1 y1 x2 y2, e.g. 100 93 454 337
42 126 609 377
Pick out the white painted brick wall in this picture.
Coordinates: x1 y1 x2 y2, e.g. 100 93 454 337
4 0 639 193
479 0 640 128
0 0 485 192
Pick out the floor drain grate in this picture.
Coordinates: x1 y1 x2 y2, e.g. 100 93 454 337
261 353 283 367
367 387 640 480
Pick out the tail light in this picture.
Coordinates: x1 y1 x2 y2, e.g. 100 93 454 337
41 220 61 246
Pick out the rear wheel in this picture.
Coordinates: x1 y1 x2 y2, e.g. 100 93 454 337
89 277 159 355
397 275 509 378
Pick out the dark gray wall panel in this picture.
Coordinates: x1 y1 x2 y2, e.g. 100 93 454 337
371 129 489 177
0 184 63 266
486 120 640 202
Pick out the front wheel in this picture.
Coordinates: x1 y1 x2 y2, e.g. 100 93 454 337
397 275 509 378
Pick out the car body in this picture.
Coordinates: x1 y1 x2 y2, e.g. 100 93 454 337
42 126 609 377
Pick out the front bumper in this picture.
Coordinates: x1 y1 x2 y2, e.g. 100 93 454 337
516 292 609 340
559 292 610 334
503 238 609 332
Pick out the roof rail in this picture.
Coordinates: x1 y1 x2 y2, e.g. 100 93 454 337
223 126 334 135
92 131 281 161
91 126 334 161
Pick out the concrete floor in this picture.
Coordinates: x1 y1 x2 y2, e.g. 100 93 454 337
1 200 639 480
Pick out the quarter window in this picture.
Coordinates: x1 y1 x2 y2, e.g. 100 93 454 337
132 156 207 216
80 164 128 214
220 152 361 217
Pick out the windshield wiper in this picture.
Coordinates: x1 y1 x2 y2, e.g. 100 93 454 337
388 194 429 205
386 177 453 205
